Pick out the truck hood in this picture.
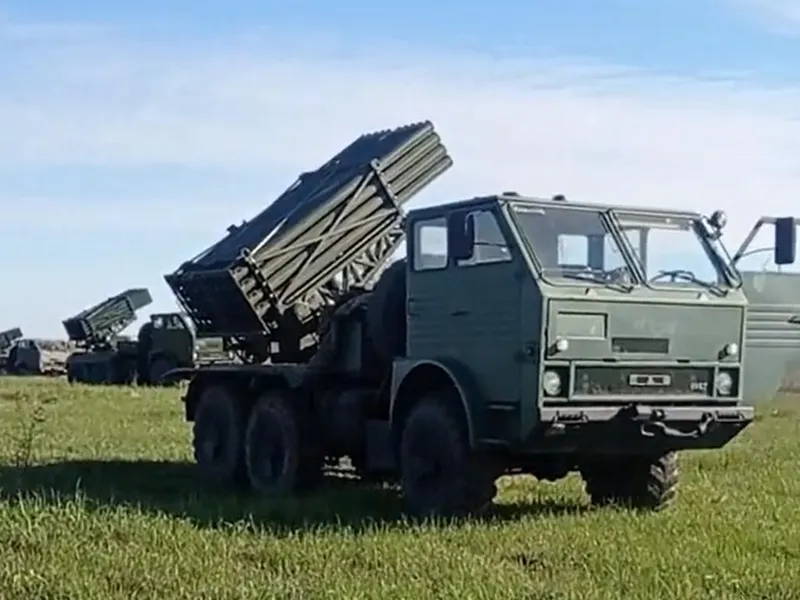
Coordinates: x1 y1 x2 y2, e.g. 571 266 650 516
546 299 744 362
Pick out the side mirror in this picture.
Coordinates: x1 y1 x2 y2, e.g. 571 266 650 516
448 211 474 261
774 217 796 265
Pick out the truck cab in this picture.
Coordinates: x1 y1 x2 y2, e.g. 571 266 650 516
387 194 753 512
5 338 43 374
142 312 197 383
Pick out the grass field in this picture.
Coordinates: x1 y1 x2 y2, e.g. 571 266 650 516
0 377 799 599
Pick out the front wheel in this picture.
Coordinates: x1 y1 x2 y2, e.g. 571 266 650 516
580 452 679 511
400 392 497 518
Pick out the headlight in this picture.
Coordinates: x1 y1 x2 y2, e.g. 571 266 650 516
723 343 738 357
542 370 562 396
715 371 734 396
554 337 569 352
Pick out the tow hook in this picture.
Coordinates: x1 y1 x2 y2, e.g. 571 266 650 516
544 410 588 437
640 411 717 439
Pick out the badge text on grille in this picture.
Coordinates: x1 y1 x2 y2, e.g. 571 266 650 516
628 373 672 387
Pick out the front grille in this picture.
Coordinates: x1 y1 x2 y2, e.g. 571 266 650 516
573 366 714 397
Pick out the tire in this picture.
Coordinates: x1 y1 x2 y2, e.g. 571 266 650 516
192 385 249 488
400 392 497 518
244 390 322 496
148 356 175 386
581 452 679 511
366 259 407 363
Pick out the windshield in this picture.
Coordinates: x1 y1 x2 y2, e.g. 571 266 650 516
509 205 636 285
509 204 729 290
615 211 727 289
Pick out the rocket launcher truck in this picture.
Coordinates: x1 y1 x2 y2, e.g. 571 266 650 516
64 288 153 384
162 120 757 518
64 288 210 385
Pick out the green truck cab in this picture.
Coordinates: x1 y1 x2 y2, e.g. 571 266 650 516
388 194 754 512
136 312 200 384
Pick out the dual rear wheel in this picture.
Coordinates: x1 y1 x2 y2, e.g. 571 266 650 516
191 386 321 495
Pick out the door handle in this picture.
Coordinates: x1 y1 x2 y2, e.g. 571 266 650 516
790 316 800 324
450 310 469 317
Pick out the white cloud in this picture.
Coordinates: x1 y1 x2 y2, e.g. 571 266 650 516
1 27 799 236
722 0 800 31
2 22 800 335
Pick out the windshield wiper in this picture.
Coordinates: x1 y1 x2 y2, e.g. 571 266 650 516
557 268 634 292
649 269 726 296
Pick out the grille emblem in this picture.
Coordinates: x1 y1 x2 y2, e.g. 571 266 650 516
628 373 672 387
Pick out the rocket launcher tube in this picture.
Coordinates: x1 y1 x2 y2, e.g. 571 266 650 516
62 288 153 344
164 120 452 352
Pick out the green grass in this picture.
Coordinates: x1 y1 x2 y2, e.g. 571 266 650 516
1 377 799 599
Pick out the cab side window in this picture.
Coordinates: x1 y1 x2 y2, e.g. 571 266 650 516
457 209 512 267
412 217 448 271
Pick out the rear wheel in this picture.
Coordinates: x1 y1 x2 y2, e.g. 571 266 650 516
244 390 322 496
580 452 679 511
192 385 248 488
400 392 497 518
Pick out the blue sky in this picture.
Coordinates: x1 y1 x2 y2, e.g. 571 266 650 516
1 0 800 337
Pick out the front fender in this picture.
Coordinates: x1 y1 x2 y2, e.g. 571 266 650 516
390 357 488 447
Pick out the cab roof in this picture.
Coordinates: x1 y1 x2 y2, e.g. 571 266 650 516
408 192 704 222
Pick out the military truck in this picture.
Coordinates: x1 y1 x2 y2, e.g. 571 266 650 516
162 120 755 517
64 288 230 385
64 288 153 384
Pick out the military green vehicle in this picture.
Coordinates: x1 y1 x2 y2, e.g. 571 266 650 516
162 121 756 517
727 216 800 401
64 288 153 384
64 289 220 385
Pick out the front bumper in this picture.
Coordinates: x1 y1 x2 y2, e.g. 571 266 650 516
528 404 754 454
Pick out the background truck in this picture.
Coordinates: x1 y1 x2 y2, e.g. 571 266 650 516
1 327 69 376
64 288 228 385
163 120 758 518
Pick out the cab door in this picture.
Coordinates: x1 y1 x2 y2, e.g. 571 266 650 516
733 217 800 403
406 206 521 441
